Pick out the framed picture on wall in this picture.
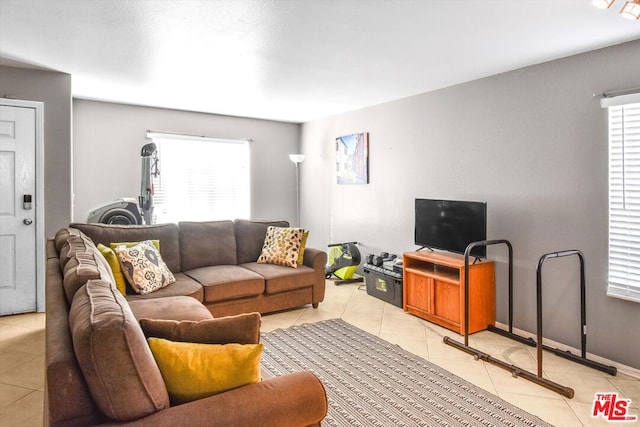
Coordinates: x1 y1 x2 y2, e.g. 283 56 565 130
336 132 369 184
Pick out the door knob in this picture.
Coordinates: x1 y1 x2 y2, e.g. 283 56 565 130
23 218 33 225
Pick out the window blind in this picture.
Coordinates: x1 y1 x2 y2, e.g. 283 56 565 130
608 101 640 303
148 134 250 224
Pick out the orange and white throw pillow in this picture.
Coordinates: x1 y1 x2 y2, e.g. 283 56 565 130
257 227 305 268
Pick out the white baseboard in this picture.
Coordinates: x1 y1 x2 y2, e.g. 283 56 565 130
493 322 640 380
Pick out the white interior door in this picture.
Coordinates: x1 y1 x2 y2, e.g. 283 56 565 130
0 104 37 315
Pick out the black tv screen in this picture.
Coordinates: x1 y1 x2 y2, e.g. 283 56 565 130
414 199 487 258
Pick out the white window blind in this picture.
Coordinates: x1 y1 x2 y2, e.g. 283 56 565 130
148 133 250 224
607 101 640 303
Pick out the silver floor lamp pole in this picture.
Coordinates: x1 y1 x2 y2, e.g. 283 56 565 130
289 154 305 227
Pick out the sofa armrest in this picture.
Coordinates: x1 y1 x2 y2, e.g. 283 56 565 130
301 247 326 270
108 371 328 427
139 312 262 344
302 247 327 306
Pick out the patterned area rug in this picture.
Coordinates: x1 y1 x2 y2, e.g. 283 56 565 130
261 318 552 427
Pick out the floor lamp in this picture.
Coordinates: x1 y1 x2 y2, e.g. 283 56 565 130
289 154 305 227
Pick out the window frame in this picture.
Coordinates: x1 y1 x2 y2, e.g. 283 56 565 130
604 94 640 303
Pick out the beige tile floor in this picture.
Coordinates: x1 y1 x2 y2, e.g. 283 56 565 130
1 281 638 426
260 280 640 427
0 311 45 427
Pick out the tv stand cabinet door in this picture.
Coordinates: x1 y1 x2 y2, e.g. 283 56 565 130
404 272 433 316
433 280 460 327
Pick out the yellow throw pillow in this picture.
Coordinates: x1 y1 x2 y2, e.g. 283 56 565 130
257 226 304 268
297 230 309 266
110 239 160 252
114 240 175 295
148 338 263 404
97 244 127 295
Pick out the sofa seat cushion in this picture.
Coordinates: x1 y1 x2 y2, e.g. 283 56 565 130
241 262 316 294
185 266 265 303
129 296 213 322
125 272 204 302
69 279 170 422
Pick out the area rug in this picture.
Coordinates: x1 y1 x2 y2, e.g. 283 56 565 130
261 318 552 427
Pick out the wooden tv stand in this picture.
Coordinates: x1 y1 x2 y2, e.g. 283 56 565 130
403 250 495 335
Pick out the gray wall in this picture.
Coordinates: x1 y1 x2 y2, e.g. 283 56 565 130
300 39 640 370
72 100 300 224
0 65 72 237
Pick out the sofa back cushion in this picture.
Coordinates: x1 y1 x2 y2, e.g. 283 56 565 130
139 312 261 344
45 239 104 427
55 227 86 254
70 223 181 273
55 229 115 303
62 244 114 303
56 228 96 268
179 220 237 270
234 219 289 264
69 279 170 421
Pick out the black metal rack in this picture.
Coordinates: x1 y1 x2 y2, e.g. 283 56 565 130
534 250 616 377
444 241 617 399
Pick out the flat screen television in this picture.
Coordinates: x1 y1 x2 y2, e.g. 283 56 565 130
414 198 487 258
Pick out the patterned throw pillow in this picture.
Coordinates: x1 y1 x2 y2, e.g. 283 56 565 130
102 240 161 295
257 226 305 268
114 240 175 295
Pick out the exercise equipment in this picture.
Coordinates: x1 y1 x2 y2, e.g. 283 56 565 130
86 197 143 225
484 248 616 376
86 142 159 225
534 250 616 376
325 242 364 285
443 240 575 398
139 142 159 225
443 240 616 399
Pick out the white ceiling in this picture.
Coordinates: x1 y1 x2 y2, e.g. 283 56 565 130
1 0 640 123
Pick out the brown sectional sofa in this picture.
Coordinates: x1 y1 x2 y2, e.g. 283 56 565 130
69 219 327 316
45 219 328 426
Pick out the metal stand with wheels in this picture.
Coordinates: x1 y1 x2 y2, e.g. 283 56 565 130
443 240 575 399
